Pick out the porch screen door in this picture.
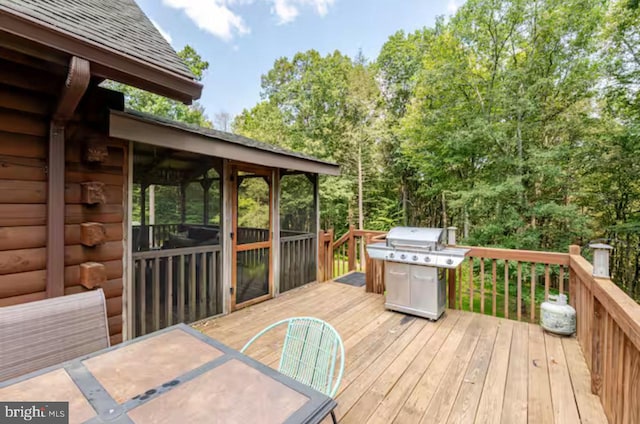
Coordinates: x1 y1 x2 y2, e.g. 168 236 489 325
231 166 273 310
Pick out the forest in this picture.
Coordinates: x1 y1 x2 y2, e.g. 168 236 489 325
114 0 640 301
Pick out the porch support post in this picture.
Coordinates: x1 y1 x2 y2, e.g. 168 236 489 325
47 56 90 298
313 174 321 282
140 183 147 250
221 160 233 314
179 182 187 224
201 177 212 225
272 168 281 296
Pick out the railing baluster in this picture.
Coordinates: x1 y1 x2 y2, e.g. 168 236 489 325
458 265 463 310
198 252 206 320
517 261 522 321
504 260 509 319
153 257 160 331
209 251 217 314
544 264 550 301
190 253 196 322
217 251 222 313
139 258 146 336
166 256 173 326
178 254 185 323
480 258 485 314
530 263 536 322
559 266 565 295
469 257 474 312
492 259 497 316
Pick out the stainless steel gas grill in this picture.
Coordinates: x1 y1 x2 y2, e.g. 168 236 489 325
366 227 469 320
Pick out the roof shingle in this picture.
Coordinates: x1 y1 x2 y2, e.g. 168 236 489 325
0 0 194 79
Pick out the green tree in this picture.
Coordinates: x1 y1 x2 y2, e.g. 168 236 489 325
113 46 214 227
108 45 212 126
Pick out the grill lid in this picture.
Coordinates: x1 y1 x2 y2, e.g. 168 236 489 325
386 227 444 250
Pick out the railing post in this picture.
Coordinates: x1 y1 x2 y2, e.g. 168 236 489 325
569 245 580 307
317 230 325 282
327 229 334 281
448 268 457 309
365 233 373 292
347 225 356 272
591 298 604 396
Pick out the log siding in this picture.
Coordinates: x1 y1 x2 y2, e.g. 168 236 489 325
0 57 127 343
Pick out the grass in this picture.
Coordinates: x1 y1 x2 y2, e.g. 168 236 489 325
456 259 564 323
332 255 565 324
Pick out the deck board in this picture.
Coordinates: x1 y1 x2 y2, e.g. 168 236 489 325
194 282 607 423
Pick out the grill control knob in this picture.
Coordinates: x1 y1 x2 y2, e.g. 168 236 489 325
389 253 395 259
446 258 454 265
412 255 419 261
424 256 431 263
400 254 407 260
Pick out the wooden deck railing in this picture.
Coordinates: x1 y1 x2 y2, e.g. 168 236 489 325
280 232 316 293
459 247 569 322
132 244 223 337
317 226 386 282
569 245 640 423
331 227 640 422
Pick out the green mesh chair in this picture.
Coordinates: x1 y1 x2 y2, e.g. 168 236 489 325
241 317 344 423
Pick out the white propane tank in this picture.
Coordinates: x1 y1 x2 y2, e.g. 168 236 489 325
540 294 576 336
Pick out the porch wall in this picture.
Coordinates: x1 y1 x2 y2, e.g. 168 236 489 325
0 57 127 344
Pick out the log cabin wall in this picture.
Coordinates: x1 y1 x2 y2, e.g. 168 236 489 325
0 56 127 344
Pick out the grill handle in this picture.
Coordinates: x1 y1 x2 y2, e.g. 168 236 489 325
387 242 435 251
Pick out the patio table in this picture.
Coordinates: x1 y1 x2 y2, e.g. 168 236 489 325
0 324 336 424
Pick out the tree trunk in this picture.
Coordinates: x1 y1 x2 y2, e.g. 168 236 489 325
464 205 469 239
402 181 408 226
441 191 447 228
357 143 365 266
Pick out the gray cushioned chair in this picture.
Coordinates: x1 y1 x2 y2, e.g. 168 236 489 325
0 289 110 382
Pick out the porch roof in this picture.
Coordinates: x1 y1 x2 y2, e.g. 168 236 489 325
109 109 341 176
0 0 202 103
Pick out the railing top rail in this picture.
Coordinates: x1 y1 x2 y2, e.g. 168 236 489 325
281 233 316 242
332 231 351 249
353 229 387 237
463 246 570 266
133 244 221 259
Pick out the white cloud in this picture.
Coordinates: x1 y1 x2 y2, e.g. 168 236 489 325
162 0 250 42
271 0 335 24
150 19 173 44
447 0 459 14
162 0 336 40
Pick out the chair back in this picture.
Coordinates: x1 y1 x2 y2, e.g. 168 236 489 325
0 289 110 382
241 317 344 397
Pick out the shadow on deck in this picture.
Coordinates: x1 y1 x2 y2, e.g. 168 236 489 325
194 281 607 423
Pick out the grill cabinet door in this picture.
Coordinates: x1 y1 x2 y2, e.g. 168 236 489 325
410 266 438 314
384 262 410 306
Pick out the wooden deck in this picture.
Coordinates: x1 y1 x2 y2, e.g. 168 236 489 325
194 281 607 423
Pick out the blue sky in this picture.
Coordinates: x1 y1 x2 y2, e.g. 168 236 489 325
137 0 460 121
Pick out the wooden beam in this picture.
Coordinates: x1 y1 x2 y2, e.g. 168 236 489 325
79 262 106 289
110 111 341 176
47 56 90 298
312 174 320 281
80 222 106 246
221 159 232 314
273 168 280 296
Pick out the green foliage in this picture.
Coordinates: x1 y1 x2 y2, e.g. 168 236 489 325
106 46 212 127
